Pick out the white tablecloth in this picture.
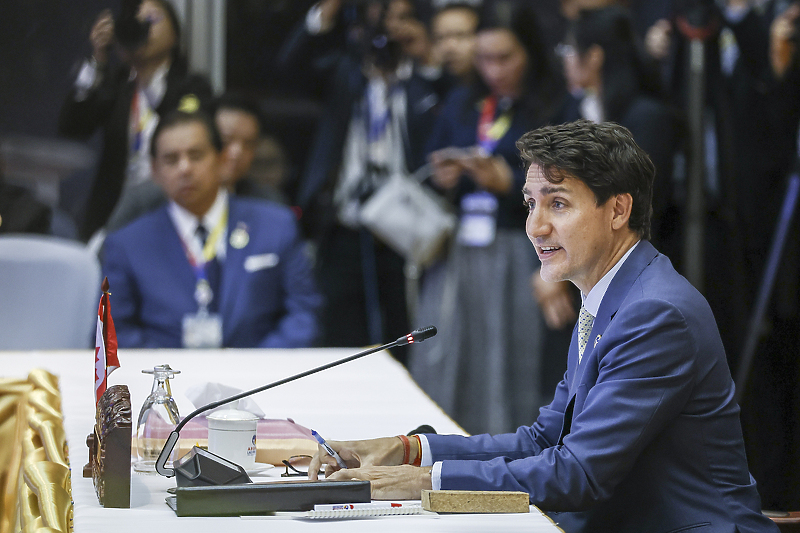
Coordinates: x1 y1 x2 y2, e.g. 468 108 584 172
2 348 562 532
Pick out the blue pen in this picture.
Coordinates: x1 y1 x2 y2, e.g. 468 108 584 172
312 430 347 469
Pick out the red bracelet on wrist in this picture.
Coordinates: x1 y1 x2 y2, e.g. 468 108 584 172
412 434 422 467
398 434 411 465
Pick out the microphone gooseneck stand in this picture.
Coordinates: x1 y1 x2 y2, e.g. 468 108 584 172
154 326 438 480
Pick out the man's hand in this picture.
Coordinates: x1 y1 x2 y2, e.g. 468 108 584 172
308 436 404 480
460 154 513 194
393 18 434 66
429 148 468 190
317 0 343 33
90 9 114 65
326 465 433 500
531 269 577 330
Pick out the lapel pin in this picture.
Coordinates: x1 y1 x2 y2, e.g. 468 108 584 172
594 334 602 348
230 223 250 249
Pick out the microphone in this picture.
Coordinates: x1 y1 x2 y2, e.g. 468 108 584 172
155 326 438 483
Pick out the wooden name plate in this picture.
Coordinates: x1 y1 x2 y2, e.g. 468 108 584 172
86 385 132 508
421 490 530 514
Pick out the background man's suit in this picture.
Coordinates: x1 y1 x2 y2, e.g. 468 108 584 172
103 196 321 348
426 241 777 533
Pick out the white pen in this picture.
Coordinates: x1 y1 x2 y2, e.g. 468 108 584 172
314 502 420 511
311 430 347 469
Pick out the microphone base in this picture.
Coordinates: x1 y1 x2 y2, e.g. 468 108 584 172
174 446 252 487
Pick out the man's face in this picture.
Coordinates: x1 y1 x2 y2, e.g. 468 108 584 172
152 121 221 218
216 108 260 186
523 164 619 294
432 9 478 79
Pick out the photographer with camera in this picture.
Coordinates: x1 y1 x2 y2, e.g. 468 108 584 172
278 0 445 354
59 0 212 242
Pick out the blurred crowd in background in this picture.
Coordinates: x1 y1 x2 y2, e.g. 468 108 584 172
1 0 799 511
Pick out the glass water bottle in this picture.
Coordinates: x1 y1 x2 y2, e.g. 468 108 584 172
134 364 181 473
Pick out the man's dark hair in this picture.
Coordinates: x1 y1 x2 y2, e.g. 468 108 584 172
516 119 655 239
150 109 223 158
213 92 265 133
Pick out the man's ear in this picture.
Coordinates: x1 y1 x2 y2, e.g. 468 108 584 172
611 193 633 231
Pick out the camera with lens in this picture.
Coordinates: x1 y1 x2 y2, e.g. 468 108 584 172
366 28 402 73
115 0 151 52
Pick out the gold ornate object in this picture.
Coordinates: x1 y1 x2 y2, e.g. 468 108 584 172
0 369 74 533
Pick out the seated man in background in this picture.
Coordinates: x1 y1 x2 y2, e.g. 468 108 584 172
105 92 284 233
215 93 287 204
103 109 321 348
309 120 777 533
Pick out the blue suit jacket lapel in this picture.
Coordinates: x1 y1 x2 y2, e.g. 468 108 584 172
592 241 659 337
218 198 248 325
569 241 659 392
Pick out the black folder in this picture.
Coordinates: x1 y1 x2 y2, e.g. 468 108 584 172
165 479 371 517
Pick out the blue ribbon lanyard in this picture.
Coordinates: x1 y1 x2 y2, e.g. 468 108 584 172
179 207 228 309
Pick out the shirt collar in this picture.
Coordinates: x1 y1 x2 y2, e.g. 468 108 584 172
146 62 169 108
132 60 170 108
167 188 229 261
581 240 640 316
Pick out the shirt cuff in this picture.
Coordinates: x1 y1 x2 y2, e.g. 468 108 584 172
431 461 443 490
419 434 433 466
418 434 442 489
305 4 323 34
74 58 99 101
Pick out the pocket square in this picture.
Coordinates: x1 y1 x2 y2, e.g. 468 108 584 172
244 253 279 272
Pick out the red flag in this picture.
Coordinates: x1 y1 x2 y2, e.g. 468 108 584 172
94 277 120 404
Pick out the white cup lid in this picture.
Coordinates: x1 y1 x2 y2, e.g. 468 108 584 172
207 409 259 430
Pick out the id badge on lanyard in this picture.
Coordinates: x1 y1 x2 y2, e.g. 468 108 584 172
457 96 510 247
458 191 499 247
181 210 227 349
182 268 223 349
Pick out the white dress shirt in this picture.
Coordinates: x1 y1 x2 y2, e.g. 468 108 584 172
167 188 229 264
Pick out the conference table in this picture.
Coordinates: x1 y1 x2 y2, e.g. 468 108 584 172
3 348 562 532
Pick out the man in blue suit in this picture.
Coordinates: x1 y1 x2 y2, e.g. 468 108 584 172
103 109 321 348
308 120 778 532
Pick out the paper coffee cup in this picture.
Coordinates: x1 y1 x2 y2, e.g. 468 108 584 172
207 409 259 470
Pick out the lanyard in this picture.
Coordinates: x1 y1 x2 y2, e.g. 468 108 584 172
130 90 156 153
366 80 398 142
476 95 512 154
179 206 228 309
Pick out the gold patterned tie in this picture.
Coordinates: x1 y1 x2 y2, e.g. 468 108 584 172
578 305 594 363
